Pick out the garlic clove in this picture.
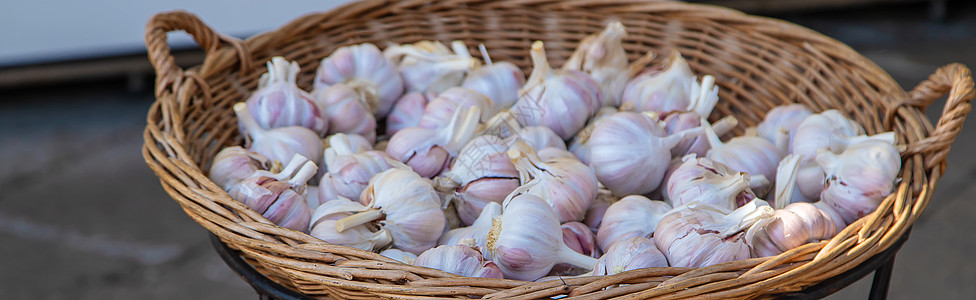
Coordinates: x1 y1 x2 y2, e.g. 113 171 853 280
592 237 668 276
386 91 436 136
596 195 672 252
315 43 404 118
234 102 324 168
415 244 504 279
311 83 378 142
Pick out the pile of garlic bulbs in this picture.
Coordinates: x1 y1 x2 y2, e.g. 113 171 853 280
208 21 902 281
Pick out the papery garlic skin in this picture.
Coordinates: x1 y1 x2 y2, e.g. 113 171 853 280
246 57 329 136
757 104 812 152
314 43 404 118
437 136 518 225
507 126 566 151
487 193 598 281
359 168 447 255
666 154 756 211
386 92 435 136
818 140 901 224
592 237 668 276
439 202 502 255
511 41 601 140
509 141 599 223
536 147 577 161
235 102 324 167
621 51 715 115
309 197 391 251
415 244 504 279
746 202 838 257
563 21 631 107
596 195 672 252
386 107 481 178
311 83 378 142
418 87 496 130
380 248 418 264
654 200 774 268
462 59 525 109
385 40 479 94
209 146 270 191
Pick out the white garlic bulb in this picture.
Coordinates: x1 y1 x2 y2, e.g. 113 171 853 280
461 44 525 109
596 195 672 252
318 149 400 205
569 106 619 165
384 40 480 94
621 51 717 115
508 141 598 223
654 200 774 268
511 41 601 140
209 146 270 191
234 102 324 168
666 154 756 211
704 119 782 196
588 111 702 196
335 168 446 255
439 202 502 255
314 43 404 118
229 155 316 232
386 91 436 136
818 139 901 224
415 244 504 279
309 196 392 251
386 107 482 178
564 21 648 107
756 104 813 152
592 237 668 276
245 57 329 136
418 87 496 130
380 248 418 264
486 192 598 281
746 202 838 257
311 83 377 143
436 135 518 225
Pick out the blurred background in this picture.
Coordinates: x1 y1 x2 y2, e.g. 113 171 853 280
1 0 973 299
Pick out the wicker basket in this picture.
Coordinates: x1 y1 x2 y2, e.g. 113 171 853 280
143 1 974 298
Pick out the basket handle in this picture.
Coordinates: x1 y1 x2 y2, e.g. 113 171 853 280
144 10 249 94
900 63 974 169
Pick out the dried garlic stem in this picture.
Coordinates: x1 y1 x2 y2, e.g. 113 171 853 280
335 209 384 232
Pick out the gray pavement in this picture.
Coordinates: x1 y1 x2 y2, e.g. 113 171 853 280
0 3 974 299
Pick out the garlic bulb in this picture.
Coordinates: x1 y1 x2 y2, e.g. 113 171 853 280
756 104 812 152
209 146 270 191
568 106 619 165
439 202 502 254
704 119 782 196
386 107 482 178
234 102 324 168
486 192 598 281
592 237 668 276
323 133 373 154
654 200 774 268
386 91 436 136
511 41 601 139
245 57 329 136
380 248 418 264
818 139 901 224
228 155 316 232
461 44 526 109
621 51 717 115
506 126 566 151
416 244 504 279
583 188 616 233
746 202 838 257
418 87 496 129
336 168 446 254
587 111 702 196
666 154 756 211
384 40 479 94
551 221 600 276
508 141 598 223
596 195 672 252
314 43 404 118
666 114 737 158
436 135 518 225
311 83 377 142
318 149 399 204
564 21 649 107
309 196 392 251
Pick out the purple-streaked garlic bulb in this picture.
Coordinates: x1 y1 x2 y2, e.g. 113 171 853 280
228 155 316 232
506 126 566 151
384 40 480 94
386 107 482 178
234 102 324 167
416 244 504 279
418 87 495 129
439 202 502 253
309 196 392 251
666 154 757 211
596 195 672 252
588 111 702 196
569 106 619 165
583 188 616 233
511 41 601 140
536 147 577 161
746 202 838 257
508 141 599 223
564 21 650 107
386 91 436 136
314 43 404 118
818 139 901 224
244 57 329 136
461 44 525 109
592 237 668 276
335 168 445 254
486 192 598 281
704 119 781 196
209 146 270 191
318 143 400 205
311 83 377 142
756 104 813 152
380 248 418 264
621 51 717 115
435 135 519 225
654 200 774 268
551 221 601 276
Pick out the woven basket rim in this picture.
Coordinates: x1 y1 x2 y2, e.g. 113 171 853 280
143 1 974 298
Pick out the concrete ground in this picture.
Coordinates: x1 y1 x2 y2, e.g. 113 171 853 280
0 2 973 299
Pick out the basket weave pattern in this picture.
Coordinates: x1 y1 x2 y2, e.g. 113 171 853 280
143 1 974 298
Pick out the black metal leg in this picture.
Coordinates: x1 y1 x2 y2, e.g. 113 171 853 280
868 253 897 300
